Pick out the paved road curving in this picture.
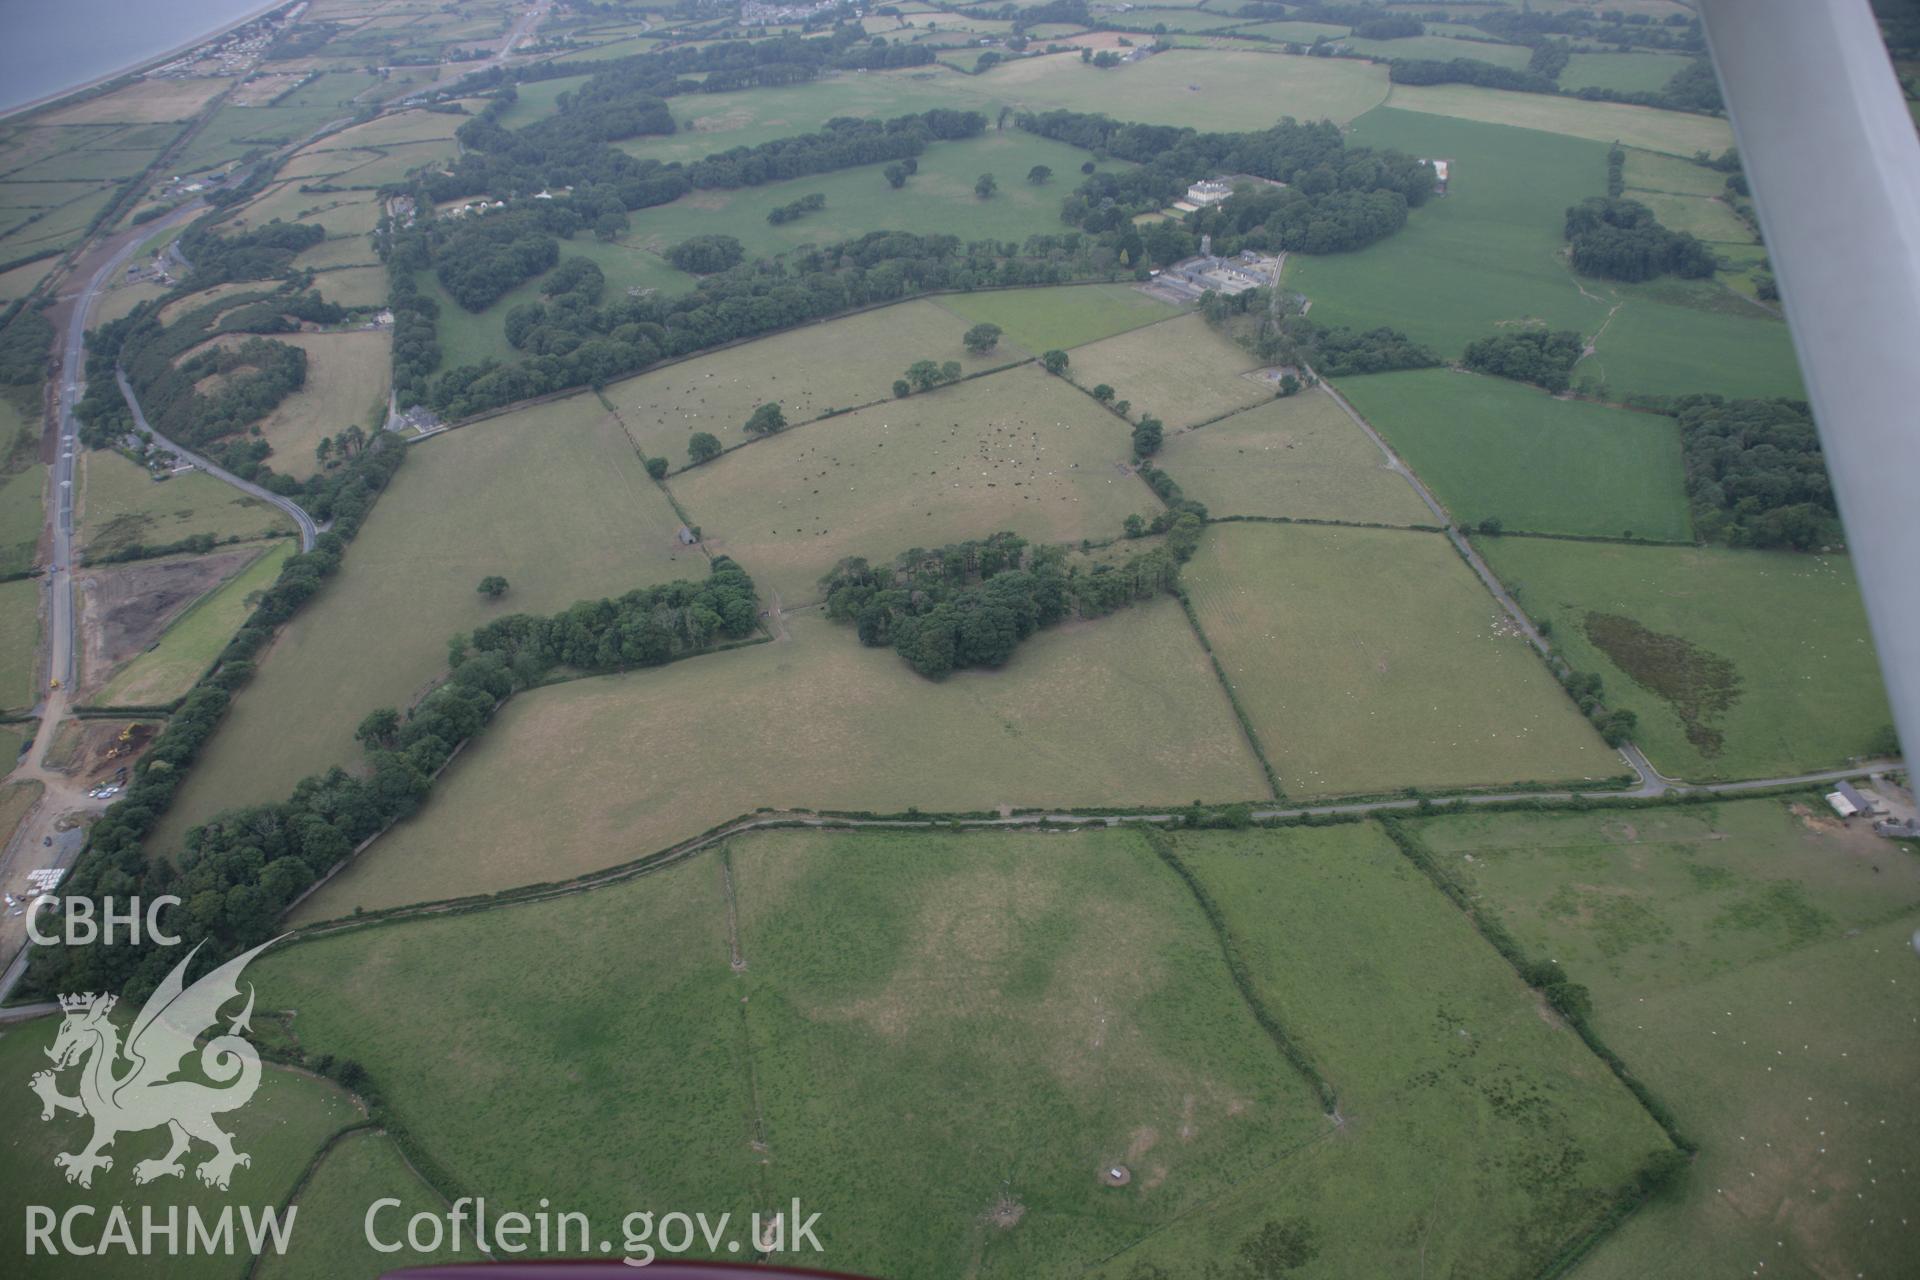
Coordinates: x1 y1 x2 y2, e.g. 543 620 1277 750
114 368 320 551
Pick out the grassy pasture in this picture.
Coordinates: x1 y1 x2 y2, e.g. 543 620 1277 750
0 461 42 576
0 576 40 710
1284 108 1613 361
293 233 379 269
1232 19 1352 41
310 264 388 307
1575 279 1803 400
495 74 590 129
295 601 1264 918
98 542 293 708
671 363 1144 607
147 393 703 853
1383 81 1733 155
1630 190 1752 243
248 331 390 480
622 132 1116 271
1153 387 1432 525
1335 368 1692 541
1106 823 1672 1277
1062 313 1270 430
230 183 380 238
1425 801 1920 1280
1558 51 1691 95
266 826 1333 1276
929 282 1177 353
36 77 228 125
172 103 345 173
1478 538 1893 781
77 450 294 557
0 1014 362 1280
0 255 59 304
608 298 1026 467
256 1130 480 1280
1184 523 1618 798
1620 146 1728 197
307 108 461 151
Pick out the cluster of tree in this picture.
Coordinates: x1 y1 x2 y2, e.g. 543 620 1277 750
1460 329 1584 393
821 532 1180 678
767 192 826 224
1023 112 1431 256
1675 395 1840 549
1606 143 1626 198
388 231 442 410
1351 14 1425 39
882 157 918 188
666 234 745 274
423 230 1118 420
180 220 327 287
963 323 1002 354
213 291 347 334
743 402 786 434
24 436 407 1001
1565 196 1716 282
895 357 964 396
435 205 566 311
1473 5 1702 53
1197 287 1439 376
1131 414 1165 458
28 546 747 1001
165 337 309 444
465 556 759 674
0 307 52 386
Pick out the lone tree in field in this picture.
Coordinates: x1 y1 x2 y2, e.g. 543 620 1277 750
963 323 1002 355
478 575 509 600
1041 349 1069 375
893 378 912 398
744 402 786 435
975 172 998 199
883 162 909 189
645 456 668 479
940 360 962 384
688 431 721 464
1027 164 1052 185
1091 383 1115 403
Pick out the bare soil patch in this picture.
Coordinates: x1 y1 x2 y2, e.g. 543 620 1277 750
75 548 257 698
42 719 157 781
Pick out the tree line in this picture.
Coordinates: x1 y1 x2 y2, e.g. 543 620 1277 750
26 553 755 1002
821 531 1183 679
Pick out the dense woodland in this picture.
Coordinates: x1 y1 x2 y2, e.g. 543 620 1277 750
1020 112 1433 256
1461 329 1585 393
29 555 756 1000
1676 396 1840 550
822 531 1185 679
1564 196 1716 282
180 220 327 288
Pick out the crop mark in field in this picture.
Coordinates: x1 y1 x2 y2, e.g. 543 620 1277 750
1584 611 1742 756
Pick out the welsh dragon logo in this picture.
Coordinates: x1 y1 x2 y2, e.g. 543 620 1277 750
30 938 279 1191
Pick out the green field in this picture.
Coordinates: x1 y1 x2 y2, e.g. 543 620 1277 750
1574 278 1804 400
0 1013 362 1280
0 575 41 710
256 1129 480 1280
1231 19 1351 42
1335 368 1693 541
608 298 1030 468
1629 190 1753 243
0 394 43 575
1184 523 1618 798
77 450 294 557
1383 81 1733 155
1558 51 1691 95
671 362 1145 607
1480 538 1893 780
621 132 1124 274
248 331 391 480
1620 146 1728 197
1105 823 1672 1276
98 542 293 707
1153 387 1432 525
147 392 704 855
295 601 1265 918
1423 801 1920 1280
264 826 1337 1276
1285 108 1613 361
930 283 1177 353
1062 313 1270 430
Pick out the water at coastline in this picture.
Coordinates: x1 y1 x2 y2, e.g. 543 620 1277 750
0 0 274 113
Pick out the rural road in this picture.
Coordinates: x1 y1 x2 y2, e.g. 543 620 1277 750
114 368 320 551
